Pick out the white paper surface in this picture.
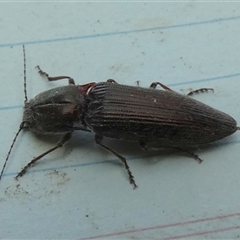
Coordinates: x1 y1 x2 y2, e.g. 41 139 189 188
1 2 240 239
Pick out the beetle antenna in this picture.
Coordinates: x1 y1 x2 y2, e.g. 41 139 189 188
0 46 27 181
23 45 28 102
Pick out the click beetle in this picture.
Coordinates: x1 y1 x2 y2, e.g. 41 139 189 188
1 46 239 188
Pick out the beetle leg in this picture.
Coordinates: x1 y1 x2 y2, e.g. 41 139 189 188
15 132 72 179
140 142 203 163
135 80 141 86
150 82 174 92
174 147 203 163
150 82 214 97
95 135 137 188
36 66 75 85
107 79 118 84
187 88 214 96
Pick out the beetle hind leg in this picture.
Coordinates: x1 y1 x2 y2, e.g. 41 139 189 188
149 82 214 98
36 66 75 85
95 135 137 188
187 88 214 96
140 141 203 163
174 147 203 163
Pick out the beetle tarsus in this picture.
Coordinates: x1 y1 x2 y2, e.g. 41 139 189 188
95 135 137 188
131 179 138 189
175 147 203 164
187 88 214 96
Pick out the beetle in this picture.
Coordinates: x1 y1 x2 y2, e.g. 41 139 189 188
1 46 239 188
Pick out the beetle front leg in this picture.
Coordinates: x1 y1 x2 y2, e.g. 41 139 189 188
15 132 72 179
95 135 137 188
36 66 75 85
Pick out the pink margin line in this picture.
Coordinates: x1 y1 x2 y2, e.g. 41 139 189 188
78 212 240 240
161 225 240 240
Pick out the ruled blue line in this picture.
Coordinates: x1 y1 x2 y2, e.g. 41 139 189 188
169 73 240 87
0 105 22 111
0 15 240 48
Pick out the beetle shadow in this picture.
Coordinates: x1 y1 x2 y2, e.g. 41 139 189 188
95 134 239 167
29 131 94 156
28 132 144 168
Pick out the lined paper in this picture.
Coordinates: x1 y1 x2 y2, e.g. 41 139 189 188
1 2 240 239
